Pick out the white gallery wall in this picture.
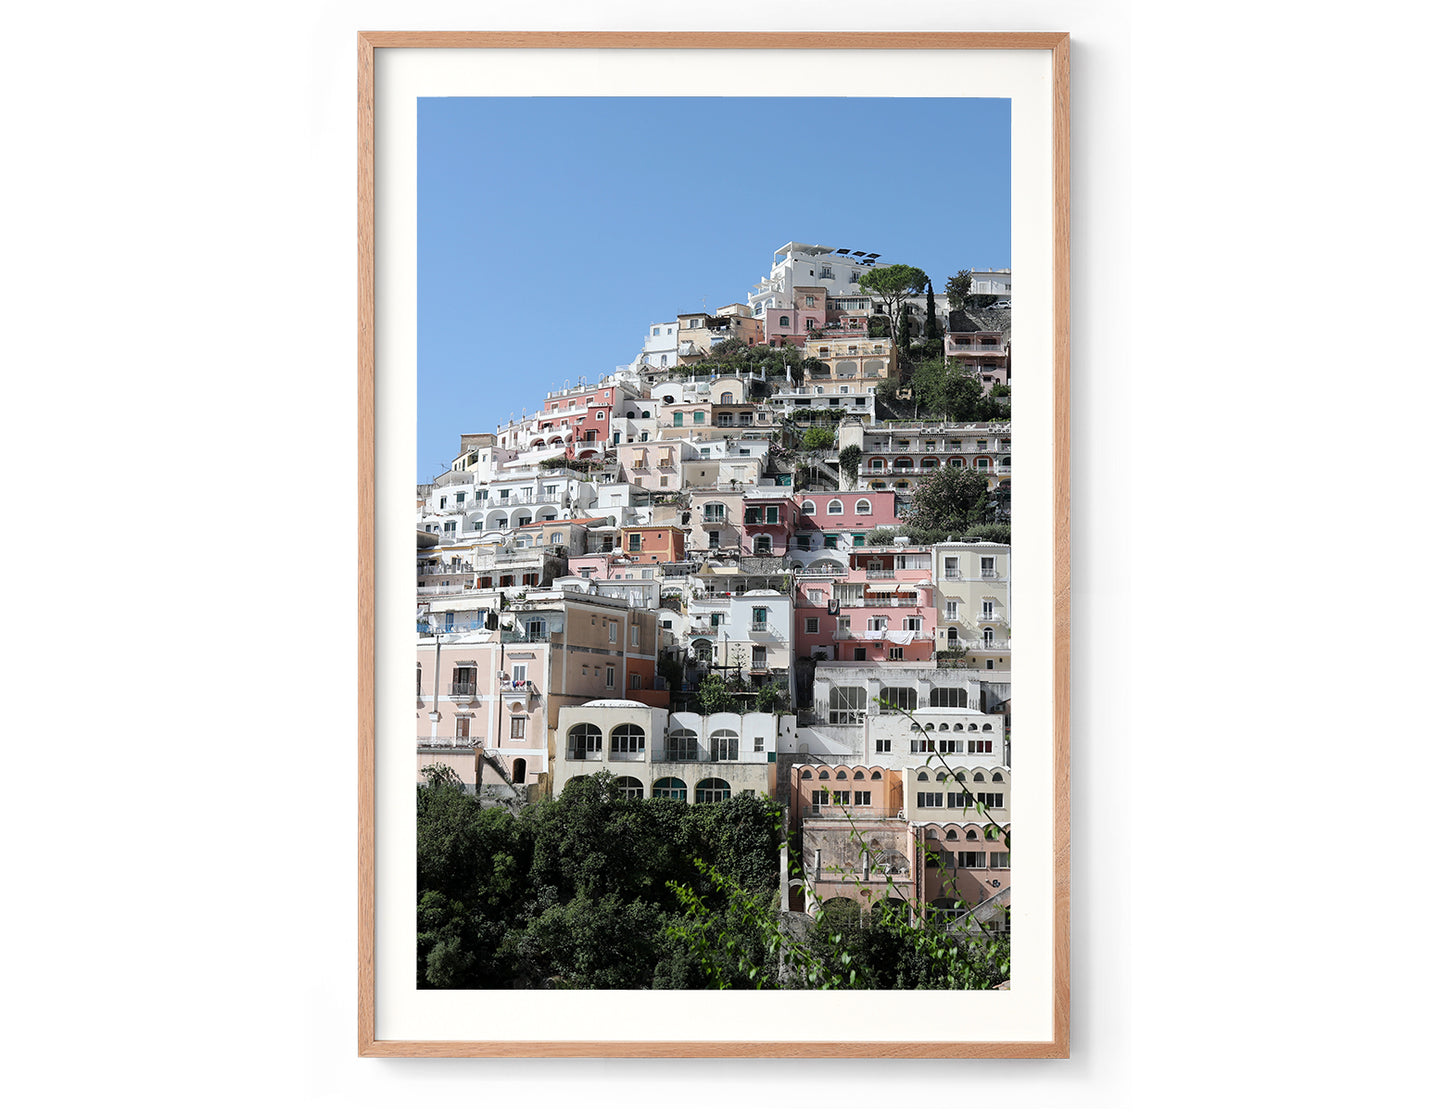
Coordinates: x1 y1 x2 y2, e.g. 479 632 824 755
0 1 1440 1109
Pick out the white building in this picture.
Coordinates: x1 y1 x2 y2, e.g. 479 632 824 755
748 242 884 317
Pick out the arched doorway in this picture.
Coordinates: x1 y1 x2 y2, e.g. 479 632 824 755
511 758 526 783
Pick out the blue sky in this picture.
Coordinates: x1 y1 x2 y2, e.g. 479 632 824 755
418 97 1010 481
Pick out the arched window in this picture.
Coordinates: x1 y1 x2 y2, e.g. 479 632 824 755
827 499 843 515
550 532 563 544
966 829 978 841
720 391 734 404
666 728 699 762
708 730 739 761
854 499 871 515
615 776 644 799
853 770 864 780
567 723 602 759
968 723 979 732
937 722 950 732
800 769 813 780
870 458 884 471
982 723 993 732
780 316 790 327
871 771 882 780
918 771 930 781
695 778 731 803
800 499 817 515
974 458 990 470
992 772 1004 782
946 829 960 841
652 777 687 801
921 458 939 470
818 770 830 780
973 772 986 782
611 723 646 753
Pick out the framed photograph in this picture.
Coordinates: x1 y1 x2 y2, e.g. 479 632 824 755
360 31 1069 1058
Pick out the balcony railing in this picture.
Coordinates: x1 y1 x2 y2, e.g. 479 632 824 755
416 583 481 596
980 569 999 578
838 597 923 608
448 682 477 697
417 737 476 748
864 569 897 579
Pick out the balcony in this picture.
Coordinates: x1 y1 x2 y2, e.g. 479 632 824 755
839 597 924 608
416 583 482 596
864 569 897 580
417 737 476 749
499 630 553 644
980 569 999 578
449 682 478 700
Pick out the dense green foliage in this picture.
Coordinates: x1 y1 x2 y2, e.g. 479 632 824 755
924 282 941 340
417 771 782 989
907 358 1010 422
838 444 862 486
802 426 837 451
858 264 928 343
945 268 974 309
905 465 998 537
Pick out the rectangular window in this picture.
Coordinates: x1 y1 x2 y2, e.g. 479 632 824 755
804 617 819 633
509 716 527 739
945 601 958 620
608 621 617 643
708 531 720 548
832 791 850 806
916 792 943 808
630 626 640 647
888 647 904 660
990 853 1010 869
812 790 829 808
694 411 705 424
629 673 641 689
824 534 838 549
752 646 768 669
904 617 922 632
963 852 987 868
944 557 960 579
510 664 526 686
605 666 615 688
855 791 871 805
628 533 641 552
852 533 866 546
946 792 971 808
978 792 1004 809
754 736 765 752
765 505 779 524
454 716 470 740
673 412 683 427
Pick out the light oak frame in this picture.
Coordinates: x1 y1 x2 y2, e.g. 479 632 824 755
358 30 1070 1059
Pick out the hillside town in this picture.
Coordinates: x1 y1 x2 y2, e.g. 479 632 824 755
416 242 1014 943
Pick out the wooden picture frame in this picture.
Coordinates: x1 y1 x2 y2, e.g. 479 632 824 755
359 30 1069 1058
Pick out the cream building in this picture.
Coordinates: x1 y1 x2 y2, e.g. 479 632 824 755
932 541 1011 673
551 704 783 802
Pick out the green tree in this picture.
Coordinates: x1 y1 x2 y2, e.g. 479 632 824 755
802 425 836 452
925 281 941 340
857 264 928 344
905 465 994 535
696 671 736 714
838 444 862 486
945 268 973 309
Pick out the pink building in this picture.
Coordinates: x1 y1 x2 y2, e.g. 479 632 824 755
739 492 800 556
793 543 936 663
790 490 901 562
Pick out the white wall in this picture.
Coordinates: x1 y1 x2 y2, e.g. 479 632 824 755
5 1 1439 1110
